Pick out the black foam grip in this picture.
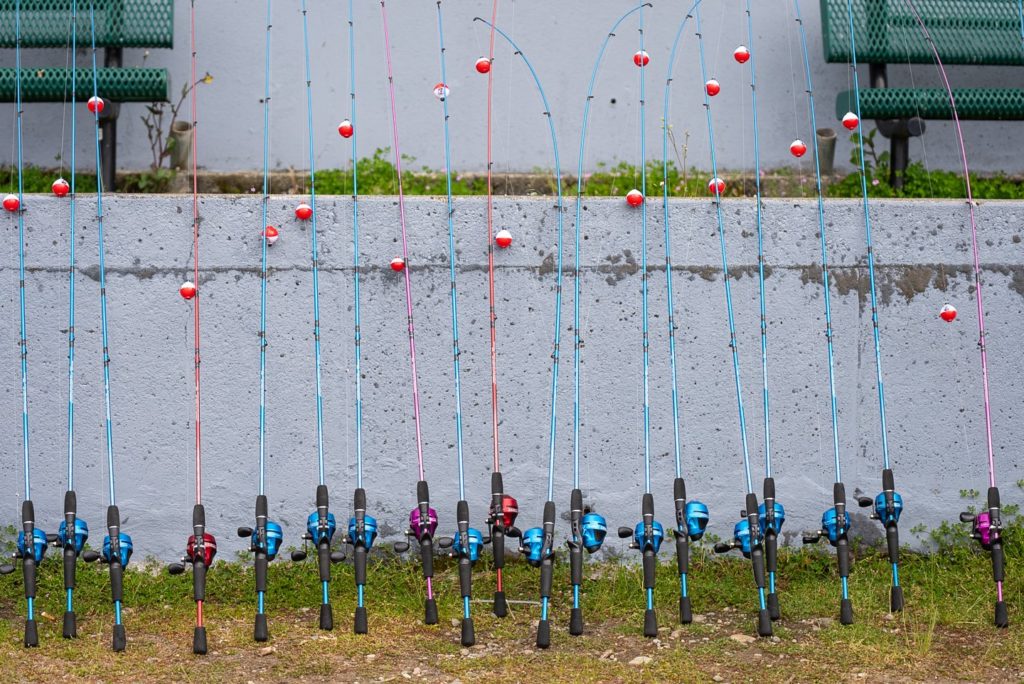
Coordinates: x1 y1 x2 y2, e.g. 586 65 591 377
318 543 331 582
320 603 333 630
64 546 77 589
642 492 654 520
23 558 36 599
988 486 1001 511
424 598 438 625
995 601 1009 628
570 545 583 585
643 550 656 590
65 489 77 512
491 471 503 494
991 541 1005 583
355 488 366 512
763 477 775 501
767 592 780 621
890 586 904 613
255 553 268 593
24 619 38 648
193 560 206 602
536 619 551 648
569 608 583 636
886 524 900 565
254 613 268 642
750 545 767 590
765 532 778 575
540 557 554 599
837 538 851 578
543 500 556 526
492 527 505 569
22 500 34 530
757 609 772 637
420 538 434 578
676 534 689 574
193 626 207 655
493 591 507 617
674 477 686 502
110 562 124 603
256 494 268 520
680 595 692 625
571 488 583 513
644 609 657 638
461 616 475 647
457 499 469 527
193 504 205 529
417 480 430 505
882 469 894 491
63 611 77 639
317 484 329 510
354 546 367 585
459 557 472 598
354 606 368 634
834 482 846 506
840 598 853 625
113 623 126 652
745 493 759 521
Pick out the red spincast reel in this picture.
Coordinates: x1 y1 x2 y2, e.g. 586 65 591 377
498 495 518 529
186 533 218 567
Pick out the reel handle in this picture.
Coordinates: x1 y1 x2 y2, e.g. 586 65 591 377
617 526 633 539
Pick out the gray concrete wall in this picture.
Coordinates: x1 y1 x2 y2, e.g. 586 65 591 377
2 0 1023 174
1 195 1023 562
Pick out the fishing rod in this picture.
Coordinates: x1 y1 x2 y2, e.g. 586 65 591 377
235 0 283 644
0 0 51 649
337 0 376 638
897 0 1008 628
478 0 520 622
432 0 483 647
792 0 853 627
379 0 438 627
73 0 135 652
287 0 345 631
473 15 563 649
569 4 654 637
611 4 666 640
685 4 771 637
834 0 905 616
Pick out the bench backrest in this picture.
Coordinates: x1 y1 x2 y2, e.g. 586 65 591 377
821 0 1024 66
0 0 172 48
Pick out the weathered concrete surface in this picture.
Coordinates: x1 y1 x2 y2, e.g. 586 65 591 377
1 196 1022 561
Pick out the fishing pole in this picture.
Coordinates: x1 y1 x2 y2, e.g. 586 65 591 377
478 0 521 622
72 0 135 652
792 0 853 627
379 0 439 627
682 4 771 637
235 0 283 644
569 4 654 637
0 0 51 649
431 0 483 648
834 0 906 616
287 0 345 631
473 15 563 649
337 0 377 638
897 0 1008 628
611 4 667 640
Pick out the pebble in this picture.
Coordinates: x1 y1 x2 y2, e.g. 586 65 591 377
259 646 276 656
366 654 378 662
629 655 653 666
730 633 756 645
599 650 614 661
692 614 708 624
712 675 725 682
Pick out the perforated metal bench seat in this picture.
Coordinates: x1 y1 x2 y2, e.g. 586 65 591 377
0 0 173 48
0 66 167 102
835 88 1024 121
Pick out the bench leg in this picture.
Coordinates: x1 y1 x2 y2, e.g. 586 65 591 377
889 134 909 191
101 47 122 191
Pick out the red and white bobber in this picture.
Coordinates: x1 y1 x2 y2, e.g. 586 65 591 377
180 281 197 300
52 178 70 197
633 50 650 67
390 256 406 272
263 225 279 245
705 79 721 97
940 304 957 322
707 177 726 195
495 229 512 248
433 82 450 101
733 45 750 64
338 120 354 138
295 203 312 220
2 193 19 212
842 111 859 130
625 189 644 207
790 139 808 158
87 96 104 114
475 57 491 74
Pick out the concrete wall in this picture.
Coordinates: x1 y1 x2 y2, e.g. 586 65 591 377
2 195 1023 561
2 0 1023 175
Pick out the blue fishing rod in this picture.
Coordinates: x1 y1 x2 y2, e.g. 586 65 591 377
684 5 771 637
77 0 135 652
612 4 665 640
836 0 905 615
338 0 376 637
569 4 650 639
710 0 786 623
0 0 50 649
287 0 345 631
473 16 564 649
792 0 854 626
235 0 283 644
434 0 483 648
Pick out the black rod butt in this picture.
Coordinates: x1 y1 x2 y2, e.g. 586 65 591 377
424 598 438 625
63 611 77 639
569 608 583 636
767 592 780 621
354 607 368 635
493 591 508 617
890 586 904 613
536 619 551 649
24 619 38 648
461 617 475 646
679 595 693 625
643 609 658 638
192 626 207 655
254 613 268 642
757 609 772 637
319 603 334 631
840 599 853 625
996 601 1009 628
113 624 126 652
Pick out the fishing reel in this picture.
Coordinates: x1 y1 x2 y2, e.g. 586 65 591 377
671 479 708 626
345 513 378 553
618 519 666 554
450 527 485 563
82 531 134 568
802 507 851 547
679 500 710 542
167 505 214 653
759 501 786 536
486 472 519 618
393 481 440 625
57 519 90 556
0 502 50 647
489 493 520 531
857 491 903 526
962 509 999 550
237 520 283 561
341 488 375 635
961 486 1009 627
516 525 553 566
83 506 132 651
714 518 755 558
291 511 344 563
394 505 439 551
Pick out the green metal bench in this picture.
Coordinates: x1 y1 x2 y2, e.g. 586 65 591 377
820 0 1024 187
0 0 173 189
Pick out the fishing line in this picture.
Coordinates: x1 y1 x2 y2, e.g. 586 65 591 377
473 15 563 649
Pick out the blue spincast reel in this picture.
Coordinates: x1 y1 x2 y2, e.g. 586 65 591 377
758 501 786 535
872 492 903 525
685 501 710 541
454 527 484 563
821 508 851 545
17 529 48 563
348 515 378 551
520 527 548 567
263 521 283 560
632 521 665 554
306 511 337 545
733 519 754 558
581 513 608 553
102 533 134 567
58 518 90 554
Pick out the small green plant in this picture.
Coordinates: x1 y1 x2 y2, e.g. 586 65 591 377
139 71 213 171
